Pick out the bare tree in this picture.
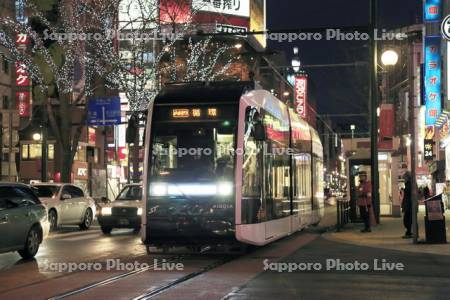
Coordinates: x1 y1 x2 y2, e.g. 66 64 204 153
0 0 121 182
0 0 236 182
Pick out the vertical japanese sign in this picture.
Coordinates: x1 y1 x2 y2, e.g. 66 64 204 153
294 75 308 119
15 62 30 87
15 0 31 118
424 0 442 22
15 91 30 117
424 36 441 126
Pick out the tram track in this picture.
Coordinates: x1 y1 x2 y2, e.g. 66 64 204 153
131 258 231 300
46 254 233 300
47 255 184 300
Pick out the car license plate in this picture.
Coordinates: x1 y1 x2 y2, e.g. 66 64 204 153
119 219 129 225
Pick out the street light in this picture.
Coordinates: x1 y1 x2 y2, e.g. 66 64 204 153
350 124 356 151
32 133 41 141
381 49 399 66
291 47 301 73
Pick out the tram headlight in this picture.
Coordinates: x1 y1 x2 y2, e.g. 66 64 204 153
150 183 167 196
217 182 233 196
101 207 112 216
137 208 143 216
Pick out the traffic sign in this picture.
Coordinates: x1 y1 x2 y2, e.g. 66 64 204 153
442 15 450 40
87 97 121 126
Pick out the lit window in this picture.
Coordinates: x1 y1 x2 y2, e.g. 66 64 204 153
192 109 201 117
29 144 42 159
21 144 28 159
48 144 54 160
208 108 217 117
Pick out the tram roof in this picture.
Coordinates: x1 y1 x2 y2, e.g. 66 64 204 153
154 81 255 104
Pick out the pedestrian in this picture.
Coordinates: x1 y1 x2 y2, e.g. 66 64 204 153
356 171 372 233
423 185 431 200
402 172 413 239
443 180 450 209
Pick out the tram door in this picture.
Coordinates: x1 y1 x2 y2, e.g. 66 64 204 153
348 160 371 222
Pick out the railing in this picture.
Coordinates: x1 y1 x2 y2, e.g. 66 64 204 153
336 197 351 232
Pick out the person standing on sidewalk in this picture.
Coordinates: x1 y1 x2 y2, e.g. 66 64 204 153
356 171 372 233
442 180 450 209
402 172 412 239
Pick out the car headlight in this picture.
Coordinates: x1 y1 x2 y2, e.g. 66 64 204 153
101 207 112 215
217 182 233 196
150 183 167 196
137 208 142 216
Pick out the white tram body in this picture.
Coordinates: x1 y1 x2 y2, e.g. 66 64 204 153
142 82 324 247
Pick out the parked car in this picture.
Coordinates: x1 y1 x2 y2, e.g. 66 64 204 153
0 183 49 259
98 184 142 234
31 183 96 231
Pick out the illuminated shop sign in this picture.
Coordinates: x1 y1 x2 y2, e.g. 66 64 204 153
424 36 441 126
215 24 247 35
192 0 250 18
15 0 28 24
15 91 30 117
294 75 308 119
424 0 442 22
424 139 435 161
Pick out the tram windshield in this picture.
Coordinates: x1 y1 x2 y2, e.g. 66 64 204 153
149 104 238 183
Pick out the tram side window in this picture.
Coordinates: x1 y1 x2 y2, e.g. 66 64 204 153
241 108 263 224
293 153 312 211
263 111 291 220
312 156 324 209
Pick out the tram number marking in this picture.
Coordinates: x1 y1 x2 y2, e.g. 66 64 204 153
212 203 233 209
148 205 159 215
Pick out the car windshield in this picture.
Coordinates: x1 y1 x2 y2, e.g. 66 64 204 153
116 186 142 201
33 185 60 198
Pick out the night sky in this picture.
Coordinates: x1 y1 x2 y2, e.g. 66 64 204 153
266 0 422 134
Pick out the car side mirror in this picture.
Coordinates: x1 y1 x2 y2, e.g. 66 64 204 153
253 122 266 141
61 193 71 200
101 197 111 204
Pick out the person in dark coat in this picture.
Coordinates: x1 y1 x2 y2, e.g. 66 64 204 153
402 172 412 239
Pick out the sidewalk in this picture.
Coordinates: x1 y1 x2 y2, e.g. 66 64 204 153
323 207 450 256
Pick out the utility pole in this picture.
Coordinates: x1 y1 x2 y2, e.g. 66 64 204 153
370 0 380 223
41 105 48 182
409 43 418 243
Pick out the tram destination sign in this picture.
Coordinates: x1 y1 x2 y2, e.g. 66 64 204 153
171 107 219 119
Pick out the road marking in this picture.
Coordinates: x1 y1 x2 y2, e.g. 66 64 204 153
59 233 102 242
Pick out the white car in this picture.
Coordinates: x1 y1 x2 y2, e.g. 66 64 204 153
32 183 96 231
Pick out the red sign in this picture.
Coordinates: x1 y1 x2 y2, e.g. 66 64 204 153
16 91 31 117
379 104 394 139
294 75 308 119
88 128 96 145
15 33 29 48
15 62 30 86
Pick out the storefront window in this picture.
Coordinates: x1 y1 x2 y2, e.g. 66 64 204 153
21 143 55 160
74 146 87 162
29 144 42 159
48 144 54 160
21 144 28 160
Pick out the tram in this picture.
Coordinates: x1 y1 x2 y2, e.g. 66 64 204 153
142 82 324 248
